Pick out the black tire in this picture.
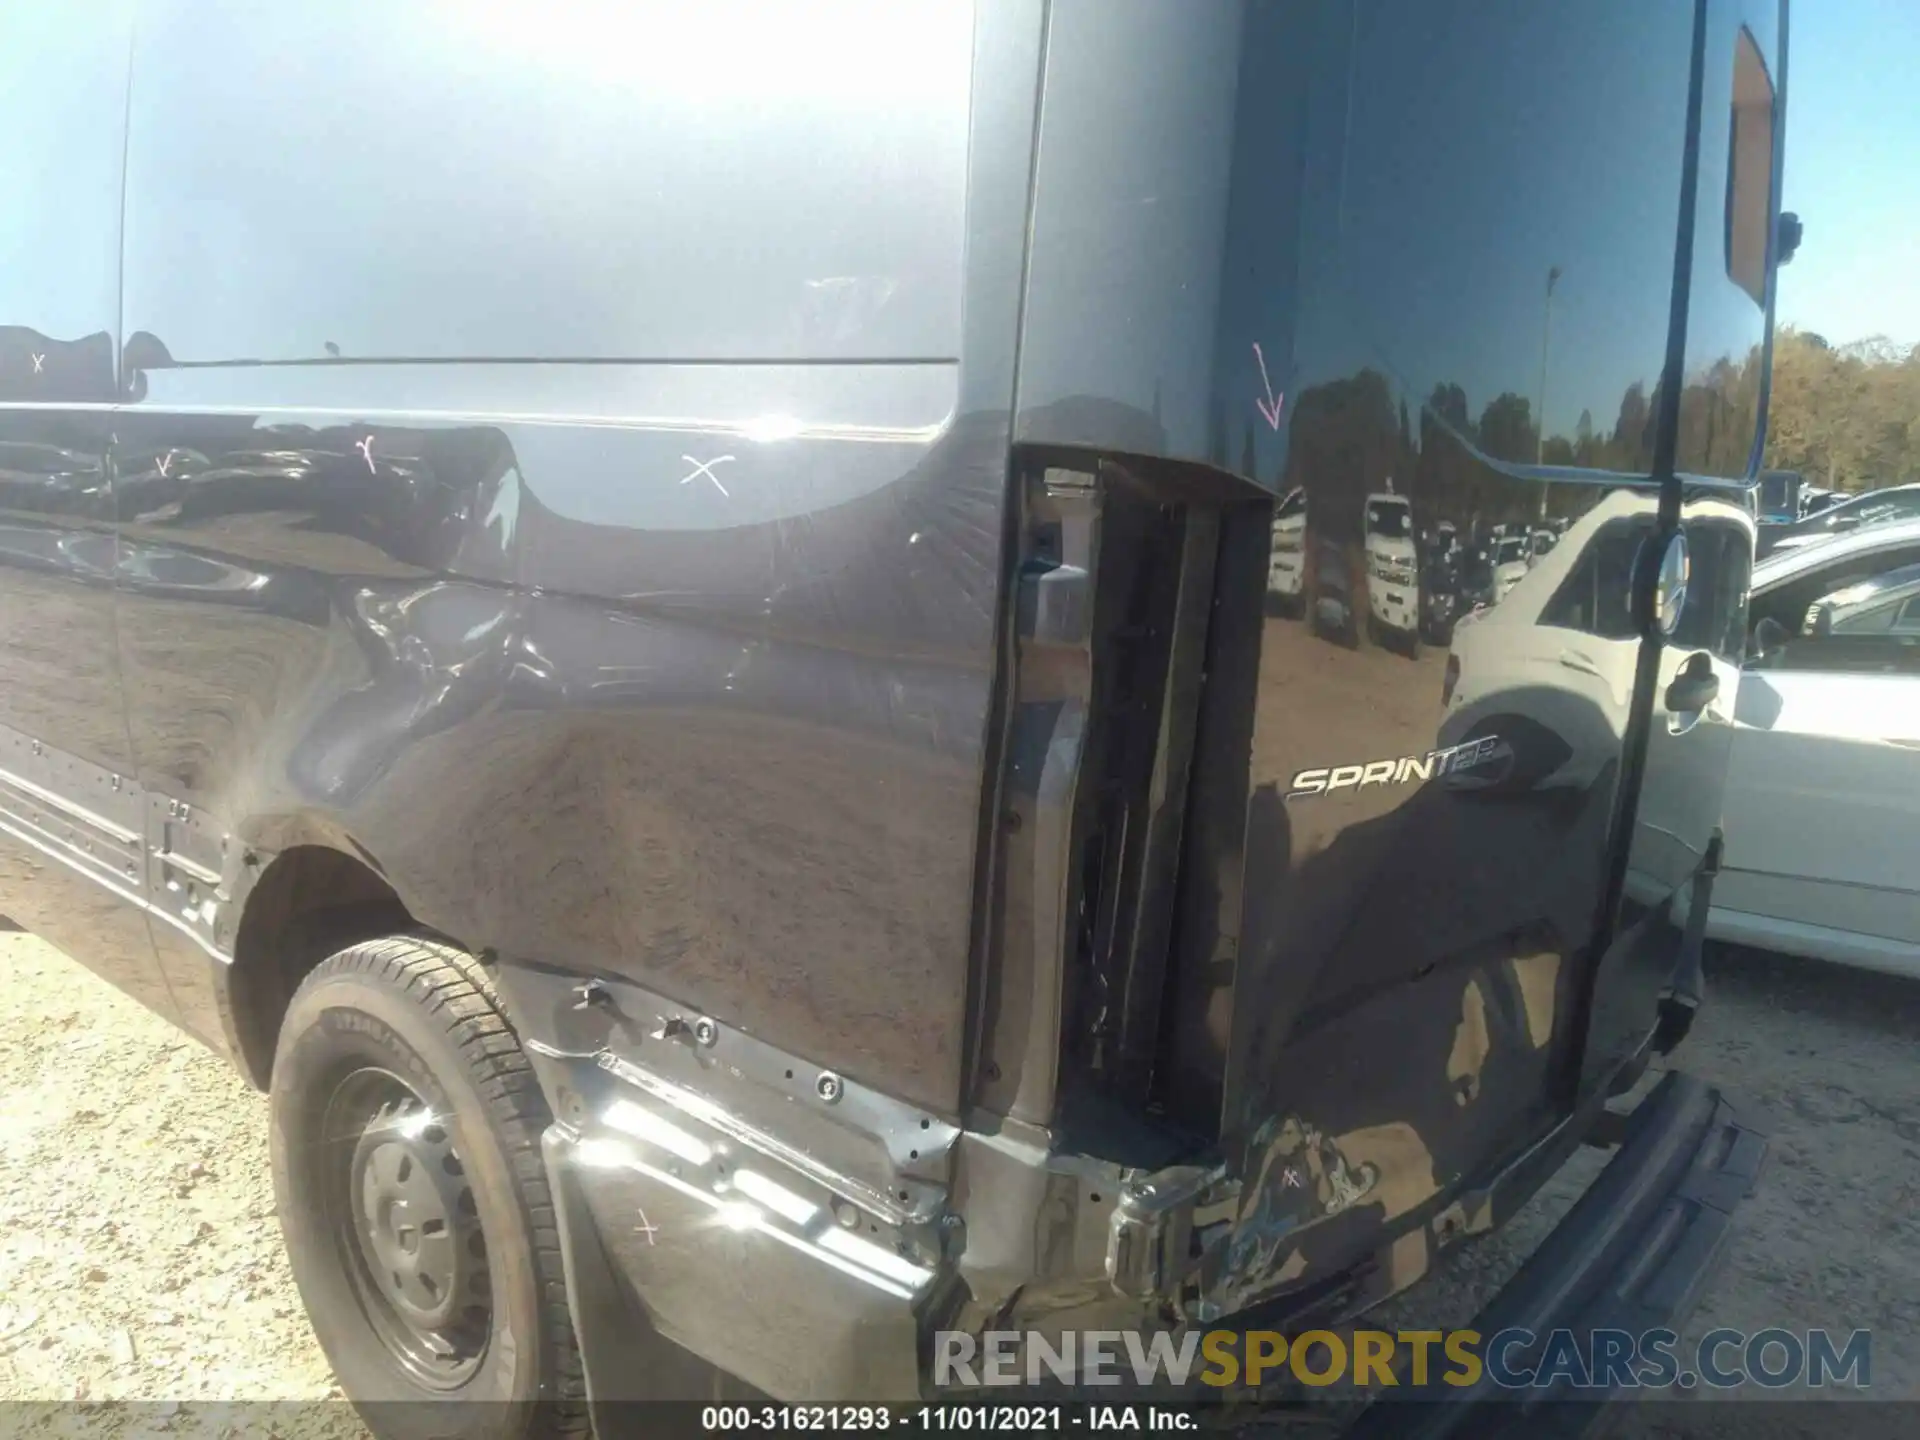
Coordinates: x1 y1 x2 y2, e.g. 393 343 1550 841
269 935 589 1440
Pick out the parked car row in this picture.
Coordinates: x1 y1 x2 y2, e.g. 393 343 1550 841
1265 487 1575 659
1260 461 1920 981
1756 478 1920 556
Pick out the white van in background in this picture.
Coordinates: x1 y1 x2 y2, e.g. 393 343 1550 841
1491 529 1533 601
1364 489 1420 653
1266 486 1307 612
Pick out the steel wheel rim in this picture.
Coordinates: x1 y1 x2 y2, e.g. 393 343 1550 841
319 1066 492 1389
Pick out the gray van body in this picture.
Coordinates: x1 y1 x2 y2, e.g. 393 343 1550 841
0 0 1784 1416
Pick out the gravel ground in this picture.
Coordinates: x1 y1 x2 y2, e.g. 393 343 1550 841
1332 942 1920 1439
3 927 1917 1437
0 931 364 1439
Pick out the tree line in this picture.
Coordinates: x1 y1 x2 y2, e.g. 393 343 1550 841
1761 328 1920 491
1258 327 1912 545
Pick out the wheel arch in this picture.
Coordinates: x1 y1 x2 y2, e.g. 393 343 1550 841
226 839 422 1090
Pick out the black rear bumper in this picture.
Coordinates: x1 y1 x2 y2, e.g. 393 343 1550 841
1345 1069 1768 1439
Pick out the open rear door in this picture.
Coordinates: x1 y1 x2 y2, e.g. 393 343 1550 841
988 0 1783 1327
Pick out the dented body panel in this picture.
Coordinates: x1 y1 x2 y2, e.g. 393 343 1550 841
0 0 1784 1411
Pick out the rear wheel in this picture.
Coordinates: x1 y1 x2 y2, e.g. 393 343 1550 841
269 935 588 1440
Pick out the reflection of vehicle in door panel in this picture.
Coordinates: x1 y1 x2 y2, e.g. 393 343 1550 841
0 0 1788 1429
120 545 271 600
1706 521 1920 975
1455 541 1499 618
1805 563 1920 636
1755 467 1801 525
1490 531 1532 600
1439 489 1654 798
1419 532 1460 645
1442 487 1752 929
1363 491 1419 654
0 523 116 586
1310 532 1358 647
1264 486 1306 613
1757 481 1920 557
1625 494 1755 912
0 442 108 516
115 538 332 626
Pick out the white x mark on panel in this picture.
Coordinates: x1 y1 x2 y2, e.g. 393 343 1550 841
30 353 44 374
680 453 736 498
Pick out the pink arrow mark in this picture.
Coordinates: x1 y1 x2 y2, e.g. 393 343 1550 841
1253 342 1285 431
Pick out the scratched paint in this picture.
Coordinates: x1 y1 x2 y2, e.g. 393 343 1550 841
1220 1114 1387 1309
1215 1111 1447 1314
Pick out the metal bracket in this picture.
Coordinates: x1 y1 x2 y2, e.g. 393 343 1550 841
1105 1161 1231 1299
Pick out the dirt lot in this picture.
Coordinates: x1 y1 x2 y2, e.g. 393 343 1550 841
1367 944 1920 1437
3 926 1917 1436
0 931 366 1438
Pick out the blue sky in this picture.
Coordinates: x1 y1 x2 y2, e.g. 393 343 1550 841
1775 0 1920 346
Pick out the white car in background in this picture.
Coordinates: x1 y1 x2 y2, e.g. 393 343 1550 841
1265 486 1307 612
1441 491 1655 796
1490 531 1532 601
1703 518 1920 976
1363 490 1419 653
1755 481 1920 558
1442 488 1751 910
